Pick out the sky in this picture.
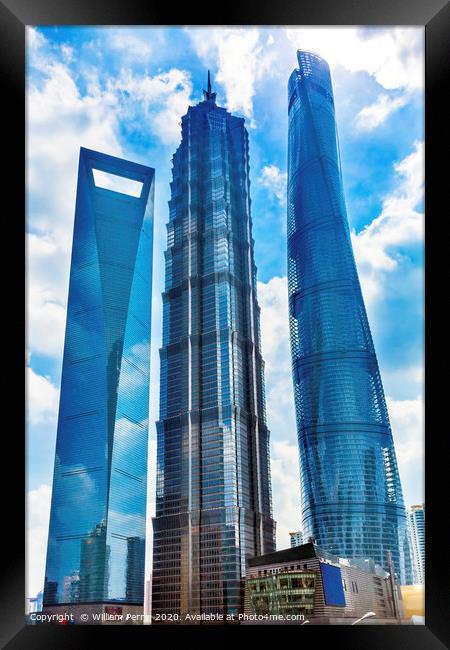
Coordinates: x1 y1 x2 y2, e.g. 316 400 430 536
26 25 424 599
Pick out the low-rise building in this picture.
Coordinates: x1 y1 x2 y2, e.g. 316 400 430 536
400 584 425 622
245 542 405 624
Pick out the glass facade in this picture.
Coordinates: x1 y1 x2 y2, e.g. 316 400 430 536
407 505 425 584
287 51 412 584
247 571 315 616
152 77 276 619
43 148 154 606
289 531 303 547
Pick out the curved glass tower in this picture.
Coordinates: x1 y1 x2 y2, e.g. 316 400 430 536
43 148 154 612
152 74 276 620
287 51 411 584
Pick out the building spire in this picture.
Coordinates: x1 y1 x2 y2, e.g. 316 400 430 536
203 69 216 102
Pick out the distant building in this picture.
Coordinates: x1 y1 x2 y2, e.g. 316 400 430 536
408 505 425 584
126 537 145 602
25 597 39 625
26 590 44 616
26 597 39 615
289 531 303 548
36 591 43 612
79 521 110 602
400 584 424 622
43 578 57 606
144 576 152 618
62 570 80 603
245 543 405 624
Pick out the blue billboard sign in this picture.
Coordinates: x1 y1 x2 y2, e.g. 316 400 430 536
320 562 346 607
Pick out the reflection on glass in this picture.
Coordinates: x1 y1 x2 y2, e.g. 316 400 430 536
287 51 412 584
79 520 110 602
125 537 145 602
43 148 154 607
152 76 276 619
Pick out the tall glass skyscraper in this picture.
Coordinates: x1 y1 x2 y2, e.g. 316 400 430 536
287 51 412 584
43 148 154 612
408 505 425 584
152 74 276 619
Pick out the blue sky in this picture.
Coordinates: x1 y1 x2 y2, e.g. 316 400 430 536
26 26 424 598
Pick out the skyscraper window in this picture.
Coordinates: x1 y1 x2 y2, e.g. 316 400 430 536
287 51 412 585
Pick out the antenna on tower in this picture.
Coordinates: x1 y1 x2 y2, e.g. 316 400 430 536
203 70 217 102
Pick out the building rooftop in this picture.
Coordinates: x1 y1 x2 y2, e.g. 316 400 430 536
247 542 318 567
247 542 388 578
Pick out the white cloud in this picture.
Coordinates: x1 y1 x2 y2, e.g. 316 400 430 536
387 396 423 463
26 233 68 358
26 29 170 588
382 364 424 401
258 276 291 378
27 58 122 224
109 31 152 61
110 67 194 145
270 440 301 549
26 29 190 364
26 29 126 362
259 164 287 204
25 25 424 584
188 27 423 129
351 141 424 306
256 265 424 538
26 365 59 425
60 44 74 63
286 27 423 128
386 396 424 505
257 276 296 451
188 27 276 122
355 93 408 131
286 27 424 92
26 484 52 598
27 26 47 53
258 276 299 545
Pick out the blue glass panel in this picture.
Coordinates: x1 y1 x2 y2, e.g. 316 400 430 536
319 563 346 607
43 148 154 606
287 51 413 585
152 81 275 618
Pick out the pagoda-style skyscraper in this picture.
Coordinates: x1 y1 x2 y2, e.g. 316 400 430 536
287 51 412 584
152 73 276 619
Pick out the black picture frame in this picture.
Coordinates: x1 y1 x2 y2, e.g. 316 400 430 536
4 0 448 647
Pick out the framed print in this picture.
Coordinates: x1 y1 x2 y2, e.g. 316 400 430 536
1 0 448 647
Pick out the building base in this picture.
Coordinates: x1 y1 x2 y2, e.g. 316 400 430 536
40 603 144 625
241 617 403 625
